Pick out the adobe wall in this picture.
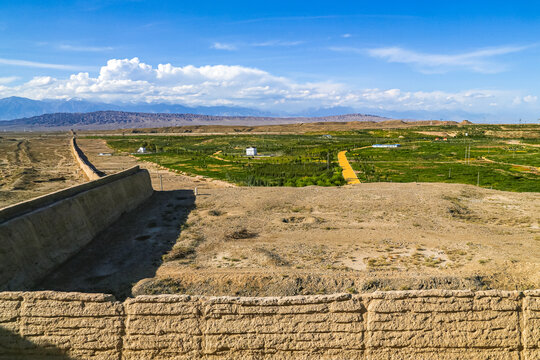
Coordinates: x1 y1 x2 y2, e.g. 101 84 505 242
0 290 538 359
0 166 153 290
70 137 102 180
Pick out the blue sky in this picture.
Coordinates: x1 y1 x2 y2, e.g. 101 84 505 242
1 0 540 121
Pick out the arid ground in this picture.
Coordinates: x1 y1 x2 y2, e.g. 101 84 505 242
14 134 534 298
0 133 85 207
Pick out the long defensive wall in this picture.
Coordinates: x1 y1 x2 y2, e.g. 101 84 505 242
0 138 153 290
0 138 538 359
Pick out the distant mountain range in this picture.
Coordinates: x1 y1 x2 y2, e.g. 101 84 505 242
0 110 394 131
0 96 402 131
0 96 365 121
0 96 499 128
0 96 277 120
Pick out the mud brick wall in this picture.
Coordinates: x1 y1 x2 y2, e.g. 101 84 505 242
0 290 538 359
524 291 540 360
366 290 525 360
0 291 123 360
123 293 366 359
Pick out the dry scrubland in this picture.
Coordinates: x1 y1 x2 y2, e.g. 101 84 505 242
0 133 84 207
2 130 539 298
138 183 540 296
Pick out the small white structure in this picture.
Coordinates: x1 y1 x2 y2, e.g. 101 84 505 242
372 144 401 148
246 147 257 156
137 147 147 153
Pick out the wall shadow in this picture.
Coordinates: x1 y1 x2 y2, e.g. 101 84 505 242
33 189 195 300
0 326 73 359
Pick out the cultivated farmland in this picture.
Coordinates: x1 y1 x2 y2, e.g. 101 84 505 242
94 123 540 192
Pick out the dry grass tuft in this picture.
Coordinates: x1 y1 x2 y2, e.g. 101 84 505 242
226 228 258 240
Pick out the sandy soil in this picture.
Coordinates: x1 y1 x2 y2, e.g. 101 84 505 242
0 133 85 208
10 135 539 298
138 183 539 296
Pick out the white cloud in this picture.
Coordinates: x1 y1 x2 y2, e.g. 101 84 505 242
341 33 352 38
523 95 537 103
212 40 303 50
250 40 304 47
359 45 534 73
58 44 114 52
211 42 237 51
0 76 18 84
0 57 537 117
513 95 538 105
0 58 89 71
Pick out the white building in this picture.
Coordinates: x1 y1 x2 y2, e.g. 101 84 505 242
372 144 401 148
246 147 257 156
137 147 147 153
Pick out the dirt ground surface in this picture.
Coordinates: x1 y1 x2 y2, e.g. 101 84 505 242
142 183 539 296
0 133 85 208
31 137 540 298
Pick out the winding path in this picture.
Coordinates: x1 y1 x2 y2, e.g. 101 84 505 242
338 150 360 184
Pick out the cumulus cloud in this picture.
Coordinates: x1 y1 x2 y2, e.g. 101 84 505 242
0 57 537 116
365 45 533 73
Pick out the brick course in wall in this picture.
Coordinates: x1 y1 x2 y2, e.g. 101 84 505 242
0 290 538 359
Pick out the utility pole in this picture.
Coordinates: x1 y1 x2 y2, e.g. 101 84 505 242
327 152 330 170
159 174 163 191
449 168 451 178
477 172 480 187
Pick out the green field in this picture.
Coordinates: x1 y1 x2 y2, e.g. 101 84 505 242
100 134 362 186
349 140 539 192
93 124 540 192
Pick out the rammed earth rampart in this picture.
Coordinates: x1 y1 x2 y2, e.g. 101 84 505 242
0 166 153 290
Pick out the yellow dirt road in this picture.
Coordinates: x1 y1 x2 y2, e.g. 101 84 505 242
210 150 232 162
338 150 360 184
